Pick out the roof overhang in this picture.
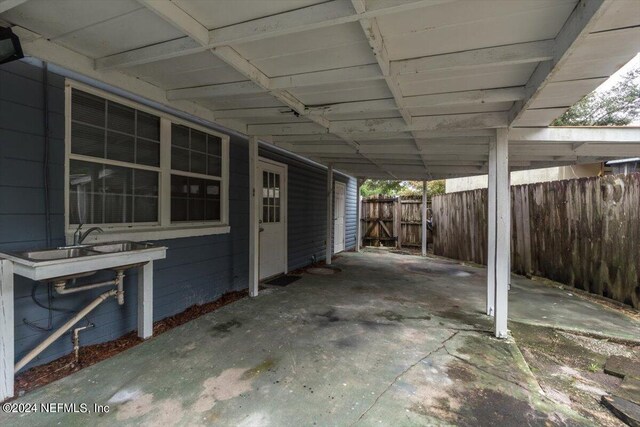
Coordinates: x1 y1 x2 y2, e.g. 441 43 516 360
1 0 638 179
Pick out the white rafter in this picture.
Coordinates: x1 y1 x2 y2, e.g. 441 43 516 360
136 0 401 179
391 40 555 76
509 0 613 125
403 87 526 108
351 0 431 171
96 0 456 69
249 112 508 135
0 0 28 14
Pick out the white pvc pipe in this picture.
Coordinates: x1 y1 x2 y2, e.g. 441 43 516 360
15 289 117 372
54 279 117 294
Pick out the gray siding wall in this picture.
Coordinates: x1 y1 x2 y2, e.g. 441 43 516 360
259 148 357 271
1 61 355 371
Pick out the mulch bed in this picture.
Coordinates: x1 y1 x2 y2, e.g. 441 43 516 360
13 289 248 397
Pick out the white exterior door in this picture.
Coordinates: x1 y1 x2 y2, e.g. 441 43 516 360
334 182 346 253
259 159 287 280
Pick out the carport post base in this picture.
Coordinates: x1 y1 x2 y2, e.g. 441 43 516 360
0 259 15 401
137 261 154 339
493 128 510 338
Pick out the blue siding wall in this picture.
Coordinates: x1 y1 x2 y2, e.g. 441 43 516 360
259 148 357 271
342 176 358 251
1 61 355 372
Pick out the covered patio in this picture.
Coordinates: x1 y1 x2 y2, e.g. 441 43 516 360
1 250 638 426
0 0 639 423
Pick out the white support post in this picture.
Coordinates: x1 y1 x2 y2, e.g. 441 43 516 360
248 136 259 296
494 128 510 338
137 261 153 339
356 179 362 252
326 165 333 265
421 180 427 256
0 259 14 401
487 139 497 316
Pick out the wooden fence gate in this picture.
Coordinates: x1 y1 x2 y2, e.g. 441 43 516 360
361 196 432 248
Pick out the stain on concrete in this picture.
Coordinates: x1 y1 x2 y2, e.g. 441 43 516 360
242 358 278 380
335 336 359 349
447 363 477 383
405 263 473 278
457 388 551 427
193 368 254 413
140 399 186 427
211 319 242 335
375 310 431 322
316 308 341 323
114 391 154 421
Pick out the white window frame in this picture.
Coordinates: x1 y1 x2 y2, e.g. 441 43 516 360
64 80 230 244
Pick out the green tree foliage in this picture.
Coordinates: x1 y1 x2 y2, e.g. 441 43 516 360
552 68 640 126
360 180 446 197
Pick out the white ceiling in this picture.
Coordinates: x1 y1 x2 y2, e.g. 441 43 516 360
2 0 639 179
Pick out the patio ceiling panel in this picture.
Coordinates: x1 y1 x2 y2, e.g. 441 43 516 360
376 0 577 59
0 0 637 180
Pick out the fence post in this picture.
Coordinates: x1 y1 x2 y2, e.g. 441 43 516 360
522 189 532 275
395 197 401 248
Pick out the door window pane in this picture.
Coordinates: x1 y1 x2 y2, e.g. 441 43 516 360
262 171 281 223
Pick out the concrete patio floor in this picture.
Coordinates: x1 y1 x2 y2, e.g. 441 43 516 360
2 249 639 426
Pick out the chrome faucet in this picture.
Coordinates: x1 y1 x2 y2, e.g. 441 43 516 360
73 224 104 245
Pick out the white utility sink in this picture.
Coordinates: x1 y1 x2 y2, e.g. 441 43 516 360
0 241 166 282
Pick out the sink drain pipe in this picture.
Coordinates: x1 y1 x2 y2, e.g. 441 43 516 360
54 270 125 298
15 271 126 372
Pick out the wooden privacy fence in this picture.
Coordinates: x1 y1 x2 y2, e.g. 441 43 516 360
361 196 432 248
432 173 640 308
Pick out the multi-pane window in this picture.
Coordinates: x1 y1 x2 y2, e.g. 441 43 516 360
67 85 228 232
262 171 281 223
170 124 222 222
171 124 222 176
69 89 160 225
171 176 221 222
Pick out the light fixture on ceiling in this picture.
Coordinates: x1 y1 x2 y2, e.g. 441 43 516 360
0 27 24 65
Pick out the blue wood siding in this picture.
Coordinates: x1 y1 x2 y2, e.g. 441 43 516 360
1 61 355 371
260 148 357 270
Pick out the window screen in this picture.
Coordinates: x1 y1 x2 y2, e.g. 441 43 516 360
69 160 158 224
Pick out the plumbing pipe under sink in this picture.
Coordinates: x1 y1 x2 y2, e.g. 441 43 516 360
72 323 94 365
53 270 125 299
14 269 127 373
